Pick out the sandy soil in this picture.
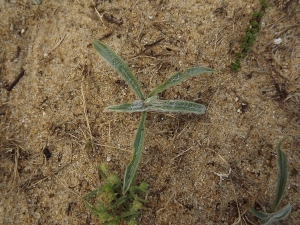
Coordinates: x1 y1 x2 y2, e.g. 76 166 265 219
0 0 299 224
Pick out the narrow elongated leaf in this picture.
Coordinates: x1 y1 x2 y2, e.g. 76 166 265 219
92 40 145 100
146 99 206 114
249 207 269 220
261 204 292 225
104 100 145 112
250 204 292 225
123 112 147 194
105 97 206 114
148 71 184 97
271 139 288 212
148 67 216 97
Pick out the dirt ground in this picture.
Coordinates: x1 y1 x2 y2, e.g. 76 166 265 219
0 0 299 224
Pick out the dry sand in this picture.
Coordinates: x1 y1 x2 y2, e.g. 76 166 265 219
0 0 299 224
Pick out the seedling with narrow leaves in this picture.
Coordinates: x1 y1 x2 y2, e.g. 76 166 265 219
92 40 216 194
250 139 292 224
84 40 216 224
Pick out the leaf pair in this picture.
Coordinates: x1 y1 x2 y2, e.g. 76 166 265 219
92 40 216 194
250 139 291 224
250 204 291 225
105 97 206 115
93 40 215 108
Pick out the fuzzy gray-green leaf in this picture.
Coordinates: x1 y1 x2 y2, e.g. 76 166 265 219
92 40 145 100
104 100 145 112
148 67 216 97
249 207 269 220
271 139 288 212
146 99 206 114
261 204 292 225
123 112 146 194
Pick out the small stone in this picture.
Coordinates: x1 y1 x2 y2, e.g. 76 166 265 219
273 38 282 45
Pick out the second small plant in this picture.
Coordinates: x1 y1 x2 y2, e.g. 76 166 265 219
250 139 291 224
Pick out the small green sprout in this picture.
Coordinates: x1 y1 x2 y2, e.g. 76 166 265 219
250 139 292 224
231 59 241 71
252 11 264 19
231 0 268 71
83 164 148 225
260 0 269 10
85 141 93 149
92 40 216 194
33 0 41 4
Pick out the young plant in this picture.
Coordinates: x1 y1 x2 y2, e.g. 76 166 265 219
83 164 148 225
92 40 216 194
249 139 292 224
231 0 268 71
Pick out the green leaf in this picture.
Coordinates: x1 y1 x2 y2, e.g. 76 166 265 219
148 67 216 97
250 204 292 225
120 210 140 220
249 207 269 220
129 182 149 202
105 97 206 115
260 0 268 9
104 100 145 112
271 139 288 212
112 195 128 208
130 181 149 194
261 204 292 225
146 99 206 114
92 40 145 100
123 112 147 194
97 164 109 179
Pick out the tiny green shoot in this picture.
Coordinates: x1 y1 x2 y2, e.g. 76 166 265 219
83 164 148 225
249 139 292 224
92 40 216 194
231 0 268 71
33 0 41 4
